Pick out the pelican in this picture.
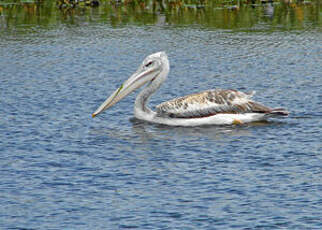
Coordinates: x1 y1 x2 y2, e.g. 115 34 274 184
92 52 288 126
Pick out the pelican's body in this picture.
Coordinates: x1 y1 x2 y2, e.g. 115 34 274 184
92 52 288 126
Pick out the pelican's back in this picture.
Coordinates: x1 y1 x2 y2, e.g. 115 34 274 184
156 89 280 118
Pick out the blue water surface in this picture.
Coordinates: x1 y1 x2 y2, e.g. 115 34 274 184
1 9 322 230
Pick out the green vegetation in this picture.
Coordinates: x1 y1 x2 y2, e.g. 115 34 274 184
0 0 320 31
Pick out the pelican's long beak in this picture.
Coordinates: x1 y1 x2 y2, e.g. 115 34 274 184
92 64 160 118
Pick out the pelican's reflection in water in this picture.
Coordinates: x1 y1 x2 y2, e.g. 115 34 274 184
129 117 278 144
90 117 281 145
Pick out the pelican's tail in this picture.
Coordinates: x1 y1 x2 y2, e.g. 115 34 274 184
266 108 289 117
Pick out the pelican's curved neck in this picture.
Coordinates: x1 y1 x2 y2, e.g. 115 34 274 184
134 65 169 119
134 81 157 115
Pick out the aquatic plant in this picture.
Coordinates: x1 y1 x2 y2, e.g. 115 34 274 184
0 0 320 30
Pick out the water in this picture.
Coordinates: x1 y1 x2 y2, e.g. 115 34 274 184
1 1 321 229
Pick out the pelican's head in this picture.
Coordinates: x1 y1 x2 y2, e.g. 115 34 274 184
92 51 169 118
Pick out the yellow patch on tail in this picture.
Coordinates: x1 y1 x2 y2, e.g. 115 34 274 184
232 119 243 125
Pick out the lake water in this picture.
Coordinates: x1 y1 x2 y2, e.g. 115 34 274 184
0 1 321 229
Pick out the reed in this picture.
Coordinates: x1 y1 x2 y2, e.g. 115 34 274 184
0 0 319 31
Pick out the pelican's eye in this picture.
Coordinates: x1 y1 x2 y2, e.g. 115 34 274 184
145 61 153 68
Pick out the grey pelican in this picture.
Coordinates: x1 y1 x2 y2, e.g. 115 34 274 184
92 52 288 126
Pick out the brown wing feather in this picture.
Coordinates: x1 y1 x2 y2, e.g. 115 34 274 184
156 89 272 118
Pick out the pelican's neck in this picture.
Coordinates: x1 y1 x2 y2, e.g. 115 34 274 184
134 80 158 115
134 64 169 118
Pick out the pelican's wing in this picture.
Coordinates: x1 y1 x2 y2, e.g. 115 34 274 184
156 89 272 118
